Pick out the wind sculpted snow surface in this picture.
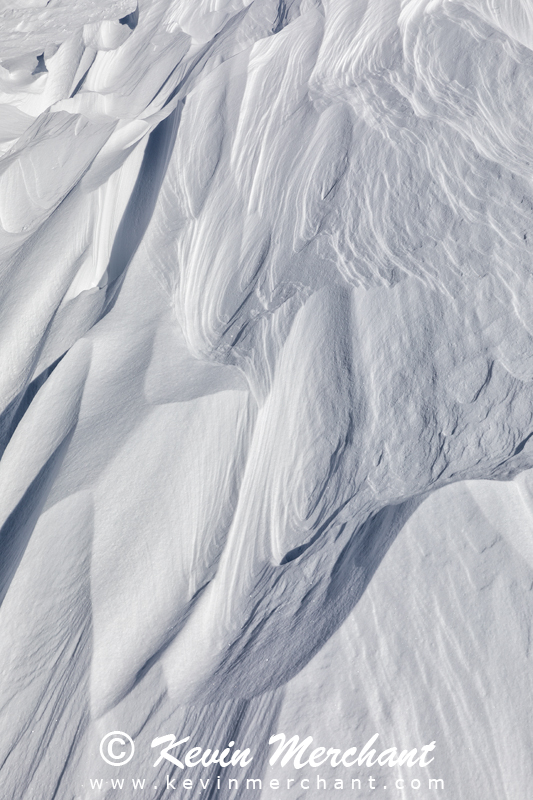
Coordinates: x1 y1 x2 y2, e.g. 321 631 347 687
1 0 533 797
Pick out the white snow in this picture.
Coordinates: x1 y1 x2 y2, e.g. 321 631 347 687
1 1 533 798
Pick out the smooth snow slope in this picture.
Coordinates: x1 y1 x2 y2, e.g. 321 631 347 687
1 0 533 798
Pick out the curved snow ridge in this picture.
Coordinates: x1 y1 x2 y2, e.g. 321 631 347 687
0 0 314 413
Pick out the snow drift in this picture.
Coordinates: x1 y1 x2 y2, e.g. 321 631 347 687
1 0 533 798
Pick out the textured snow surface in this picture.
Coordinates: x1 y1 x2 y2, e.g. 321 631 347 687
1 0 533 797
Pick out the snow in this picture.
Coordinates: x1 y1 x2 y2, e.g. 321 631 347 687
1 1 533 798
